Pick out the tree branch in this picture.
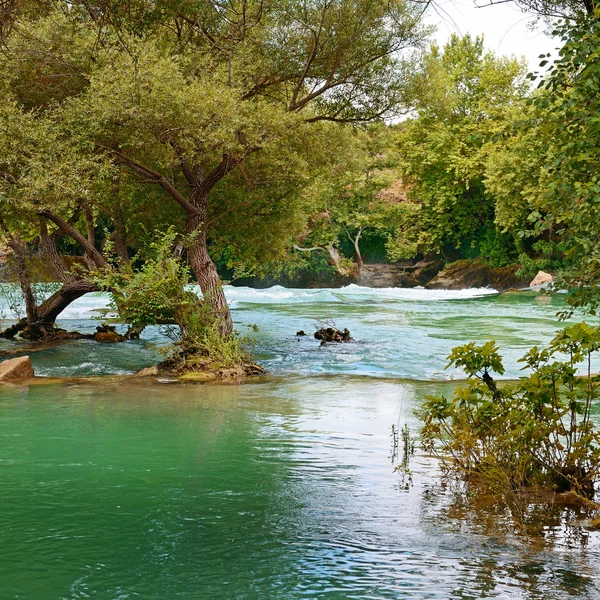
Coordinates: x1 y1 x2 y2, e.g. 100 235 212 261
38 209 109 269
99 145 201 216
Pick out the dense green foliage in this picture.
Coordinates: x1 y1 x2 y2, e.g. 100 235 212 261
0 0 431 343
421 324 600 497
391 34 529 265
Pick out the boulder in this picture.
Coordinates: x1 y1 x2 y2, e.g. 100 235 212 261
94 324 126 343
426 259 490 290
0 356 34 380
136 366 160 377
357 261 444 288
488 265 530 291
357 264 401 287
95 331 125 343
410 258 445 286
314 327 353 343
426 260 529 292
529 270 554 288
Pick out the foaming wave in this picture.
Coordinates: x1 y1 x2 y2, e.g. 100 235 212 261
225 284 499 305
225 285 341 305
0 284 499 317
56 294 114 319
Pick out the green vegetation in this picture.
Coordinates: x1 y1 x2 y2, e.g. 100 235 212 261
392 34 529 264
421 324 600 498
417 11 600 503
0 0 599 400
96 229 257 373
0 0 430 352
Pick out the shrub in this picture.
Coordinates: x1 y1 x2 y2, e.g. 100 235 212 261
97 228 254 372
420 323 600 498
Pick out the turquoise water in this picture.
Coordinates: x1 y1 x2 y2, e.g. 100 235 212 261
0 285 570 378
1 377 598 599
0 285 599 598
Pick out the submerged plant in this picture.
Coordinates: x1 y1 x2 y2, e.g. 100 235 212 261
420 323 600 499
392 422 416 490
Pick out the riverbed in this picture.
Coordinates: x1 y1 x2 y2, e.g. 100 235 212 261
0 286 598 599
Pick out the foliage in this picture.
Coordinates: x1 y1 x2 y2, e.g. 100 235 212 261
0 0 431 334
98 230 192 329
393 34 529 262
294 124 401 269
96 229 251 369
420 323 600 498
529 12 600 315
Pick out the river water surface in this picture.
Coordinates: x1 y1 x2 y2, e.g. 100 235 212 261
0 286 598 599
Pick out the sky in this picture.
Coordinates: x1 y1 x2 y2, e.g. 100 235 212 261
425 0 561 72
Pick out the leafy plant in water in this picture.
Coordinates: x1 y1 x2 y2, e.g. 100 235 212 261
419 323 600 499
96 228 254 372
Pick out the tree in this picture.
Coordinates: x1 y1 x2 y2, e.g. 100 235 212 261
0 0 429 335
527 12 600 313
392 34 529 264
0 101 107 338
293 125 398 273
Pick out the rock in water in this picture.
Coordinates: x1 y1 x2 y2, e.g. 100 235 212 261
425 259 529 291
94 324 126 343
0 356 34 380
314 327 353 343
529 271 554 288
136 366 160 377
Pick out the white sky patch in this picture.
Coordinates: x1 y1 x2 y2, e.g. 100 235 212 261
425 0 562 73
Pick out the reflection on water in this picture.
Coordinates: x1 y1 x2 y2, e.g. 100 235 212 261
0 377 598 599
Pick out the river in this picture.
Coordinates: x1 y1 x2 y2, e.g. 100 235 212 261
0 285 598 599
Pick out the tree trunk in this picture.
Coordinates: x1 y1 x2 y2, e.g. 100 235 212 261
186 212 233 336
0 279 98 339
327 245 351 276
39 220 73 283
353 233 364 272
8 238 38 324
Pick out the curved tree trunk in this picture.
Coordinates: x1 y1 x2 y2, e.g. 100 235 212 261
37 279 98 323
187 212 233 336
0 279 98 339
353 235 364 272
327 245 351 276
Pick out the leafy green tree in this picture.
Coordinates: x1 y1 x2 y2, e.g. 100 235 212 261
529 13 600 313
0 100 109 337
393 34 529 264
28 0 429 333
96 228 259 373
1 0 430 337
486 12 600 306
293 125 398 273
